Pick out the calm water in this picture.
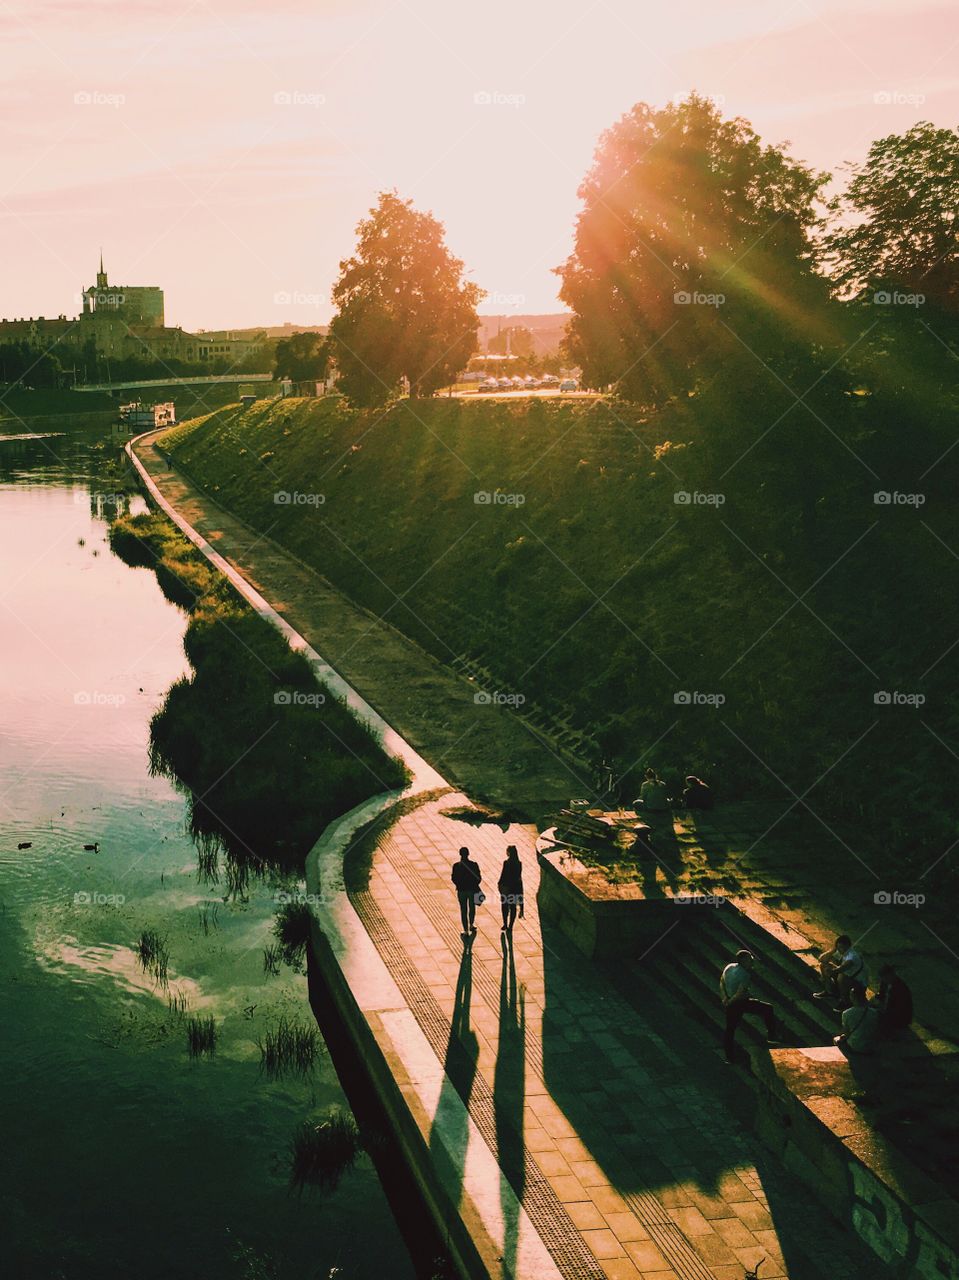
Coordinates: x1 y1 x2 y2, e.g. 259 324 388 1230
0 426 415 1280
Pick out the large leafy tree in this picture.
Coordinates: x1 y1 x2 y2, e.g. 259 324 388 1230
328 192 483 407
827 122 959 311
557 94 830 404
273 330 328 382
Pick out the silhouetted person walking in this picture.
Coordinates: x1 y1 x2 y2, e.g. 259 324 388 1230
498 844 525 934
720 949 778 1063
452 846 482 936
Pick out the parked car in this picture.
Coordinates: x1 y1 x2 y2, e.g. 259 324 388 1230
498 377 513 390
480 377 499 392
559 379 578 392
541 374 560 386
523 375 538 389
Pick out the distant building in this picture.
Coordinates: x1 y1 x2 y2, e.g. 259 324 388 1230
0 255 265 374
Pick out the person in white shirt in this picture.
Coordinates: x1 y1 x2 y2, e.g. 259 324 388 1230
835 983 880 1055
720 950 778 1063
815 934 866 1007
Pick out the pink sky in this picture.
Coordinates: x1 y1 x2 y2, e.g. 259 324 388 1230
1 0 956 330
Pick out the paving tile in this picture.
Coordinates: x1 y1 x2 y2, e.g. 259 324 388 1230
623 1238 669 1271
582 1228 628 1260
565 1200 609 1231
597 1259 642 1280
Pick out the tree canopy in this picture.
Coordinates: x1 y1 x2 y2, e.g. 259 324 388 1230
557 94 830 404
327 192 483 407
826 121 959 312
273 330 328 383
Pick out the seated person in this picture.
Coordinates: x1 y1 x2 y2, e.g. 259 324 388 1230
835 982 880 1055
875 963 913 1035
637 767 669 812
815 934 867 1007
682 775 714 810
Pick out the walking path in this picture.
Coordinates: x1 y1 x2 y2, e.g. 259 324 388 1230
128 431 879 1280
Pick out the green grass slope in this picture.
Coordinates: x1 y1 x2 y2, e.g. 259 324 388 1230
161 392 959 891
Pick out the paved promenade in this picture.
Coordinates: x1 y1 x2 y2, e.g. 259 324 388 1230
130 432 879 1279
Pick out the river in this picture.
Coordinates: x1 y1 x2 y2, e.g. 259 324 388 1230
0 423 417 1279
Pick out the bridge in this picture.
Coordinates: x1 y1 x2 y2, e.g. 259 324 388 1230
74 373 276 393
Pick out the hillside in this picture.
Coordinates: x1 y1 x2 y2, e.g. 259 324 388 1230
159 391 959 893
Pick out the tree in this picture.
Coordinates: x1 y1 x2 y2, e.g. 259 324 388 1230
273 331 328 382
327 192 483 407
827 122 959 311
557 94 830 404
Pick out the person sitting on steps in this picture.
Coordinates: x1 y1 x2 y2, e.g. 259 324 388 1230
874 963 913 1036
682 775 714 810
835 982 880 1055
814 934 866 1008
720 949 779 1064
637 767 669 812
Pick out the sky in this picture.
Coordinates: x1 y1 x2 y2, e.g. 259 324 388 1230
1 0 957 330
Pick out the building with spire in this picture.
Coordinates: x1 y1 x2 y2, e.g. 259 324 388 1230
0 253 266 376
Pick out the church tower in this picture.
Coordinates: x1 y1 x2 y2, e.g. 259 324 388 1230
96 251 108 291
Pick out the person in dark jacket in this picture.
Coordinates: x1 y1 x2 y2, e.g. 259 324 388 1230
451 846 482 935
875 963 913 1035
497 844 524 934
683 775 714 810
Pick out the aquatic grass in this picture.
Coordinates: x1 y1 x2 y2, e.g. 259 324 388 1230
289 1110 362 1191
197 901 219 935
258 1016 321 1080
272 900 312 972
262 944 282 977
167 988 189 1017
186 1014 217 1058
136 928 170 988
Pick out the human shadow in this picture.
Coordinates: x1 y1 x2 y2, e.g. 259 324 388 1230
427 939 479 1220
494 934 526 1278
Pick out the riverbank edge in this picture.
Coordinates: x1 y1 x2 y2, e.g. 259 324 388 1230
126 430 562 1280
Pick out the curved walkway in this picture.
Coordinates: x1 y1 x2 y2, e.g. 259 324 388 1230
127 431 877 1280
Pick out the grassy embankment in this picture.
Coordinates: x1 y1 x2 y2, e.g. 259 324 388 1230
109 508 408 882
157 390 959 897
